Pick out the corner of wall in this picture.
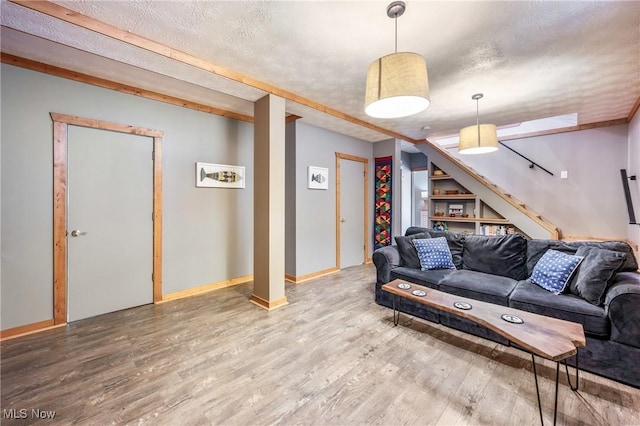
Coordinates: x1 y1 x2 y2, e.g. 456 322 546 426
628 111 640 249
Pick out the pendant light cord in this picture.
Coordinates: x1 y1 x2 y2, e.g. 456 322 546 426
476 97 481 147
394 14 398 53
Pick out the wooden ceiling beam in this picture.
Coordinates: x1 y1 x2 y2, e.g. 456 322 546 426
497 118 629 142
628 95 640 123
1 53 254 123
9 0 421 144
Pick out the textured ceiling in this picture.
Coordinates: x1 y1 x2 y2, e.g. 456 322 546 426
1 0 639 143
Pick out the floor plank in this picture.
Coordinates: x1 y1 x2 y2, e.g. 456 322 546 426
1 264 638 425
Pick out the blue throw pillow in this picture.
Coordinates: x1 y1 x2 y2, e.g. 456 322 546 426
413 237 456 271
530 249 583 294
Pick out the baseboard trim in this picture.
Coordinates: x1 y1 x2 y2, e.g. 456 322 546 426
284 267 339 284
0 319 64 341
161 274 253 302
250 295 288 311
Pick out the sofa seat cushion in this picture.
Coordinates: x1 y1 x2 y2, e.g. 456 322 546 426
438 270 518 306
390 267 455 289
509 280 609 337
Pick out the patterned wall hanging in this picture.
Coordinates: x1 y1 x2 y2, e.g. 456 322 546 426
374 156 392 249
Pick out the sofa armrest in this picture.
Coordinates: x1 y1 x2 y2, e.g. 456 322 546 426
372 246 401 284
605 272 640 348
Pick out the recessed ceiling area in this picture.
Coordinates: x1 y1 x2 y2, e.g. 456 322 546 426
1 0 638 144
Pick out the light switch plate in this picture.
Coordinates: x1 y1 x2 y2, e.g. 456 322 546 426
561 170 568 179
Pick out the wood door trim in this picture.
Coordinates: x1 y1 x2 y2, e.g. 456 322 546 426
51 113 164 324
335 153 369 269
152 137 163 303
52 121 68 324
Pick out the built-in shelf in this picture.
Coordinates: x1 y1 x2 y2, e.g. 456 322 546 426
428 162 525 236
430 194 476 200
429 216 510 223
430 174 452 180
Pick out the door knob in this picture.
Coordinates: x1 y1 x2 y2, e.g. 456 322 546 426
340 218 346 223
70 230 88 237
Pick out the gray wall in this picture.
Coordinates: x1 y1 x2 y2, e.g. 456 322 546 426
285 121 297 276
409 152 428 169
448 124 630 239
1 64 253 329
629 112 640 249
293 122 374 277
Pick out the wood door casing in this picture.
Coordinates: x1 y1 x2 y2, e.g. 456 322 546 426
51 113 163 325
335 153 369 269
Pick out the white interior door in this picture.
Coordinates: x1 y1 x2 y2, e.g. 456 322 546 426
67 126 153 322
340 159 365 268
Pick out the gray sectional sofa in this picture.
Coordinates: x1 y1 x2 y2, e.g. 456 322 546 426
372 227 640 388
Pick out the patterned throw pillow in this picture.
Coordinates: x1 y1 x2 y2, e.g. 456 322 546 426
413 237 456 271
530 249 583 294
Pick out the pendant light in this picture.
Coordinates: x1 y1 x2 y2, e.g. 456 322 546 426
458 93 498 154
364 1 430 119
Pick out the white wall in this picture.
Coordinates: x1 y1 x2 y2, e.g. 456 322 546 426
628 112 640 249
1 64 253 329
449 124 630 239
401 151 412 235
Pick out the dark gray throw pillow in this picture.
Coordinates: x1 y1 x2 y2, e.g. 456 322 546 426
394 232 430 268
569 246 627 306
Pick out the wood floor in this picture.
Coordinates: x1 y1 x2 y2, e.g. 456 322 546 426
1 264 638 425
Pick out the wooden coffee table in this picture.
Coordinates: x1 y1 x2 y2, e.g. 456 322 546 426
383 279 586 426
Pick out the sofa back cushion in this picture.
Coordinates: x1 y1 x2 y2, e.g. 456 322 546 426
405 226 431 236
463 234 528 280
569 241 637 272
394 232 430 269
526 240 577 275
426 230 465 269
527 239 638 275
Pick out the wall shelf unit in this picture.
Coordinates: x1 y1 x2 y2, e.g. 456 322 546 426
428 163 524 236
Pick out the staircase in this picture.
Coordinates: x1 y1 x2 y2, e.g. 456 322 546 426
415 141 560 240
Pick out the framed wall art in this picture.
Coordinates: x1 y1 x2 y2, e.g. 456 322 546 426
196 162 245 188
308 166 328 190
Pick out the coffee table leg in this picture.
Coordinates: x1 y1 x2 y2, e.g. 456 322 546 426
392 295 400 326
564 350 580 391
531 353 544 425
553 361 560 426
531 353 562 426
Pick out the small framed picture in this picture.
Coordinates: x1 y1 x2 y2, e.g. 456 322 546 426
196 162 245 188
448 203 465 216
308 166 329 190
